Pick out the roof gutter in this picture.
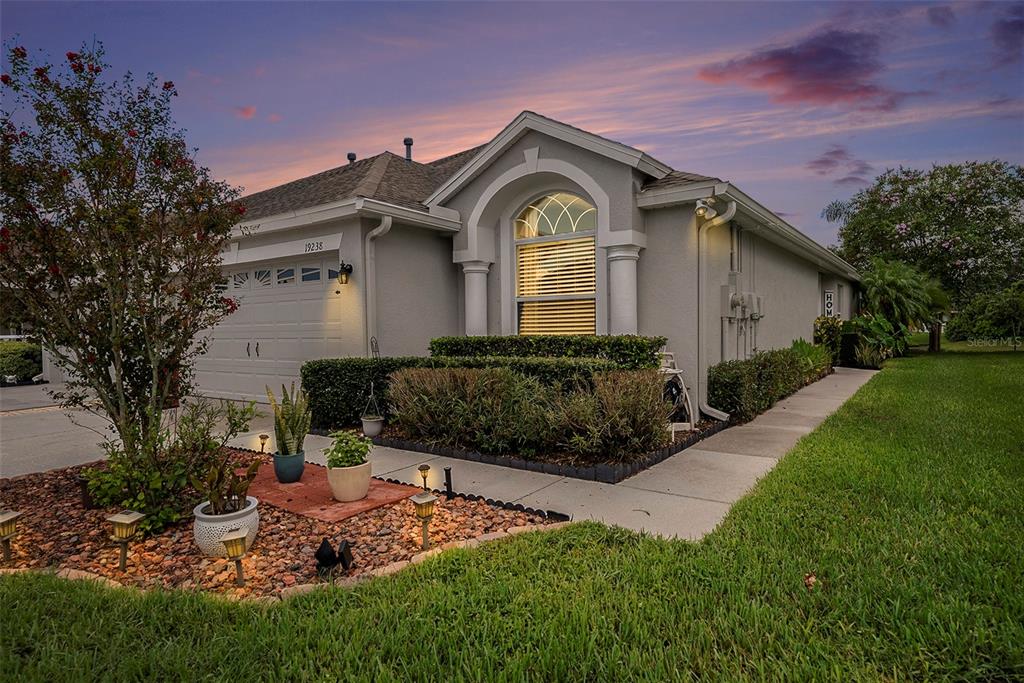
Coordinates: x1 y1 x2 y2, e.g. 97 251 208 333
696 197 736 423
230 197 460 239
639 181 858 281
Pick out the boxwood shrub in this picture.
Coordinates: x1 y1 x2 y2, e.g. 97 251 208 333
0 340 42 383
428 334 667 369
301 355 618 429
707 345 828 423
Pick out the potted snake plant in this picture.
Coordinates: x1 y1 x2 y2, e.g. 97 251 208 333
266 383 311 483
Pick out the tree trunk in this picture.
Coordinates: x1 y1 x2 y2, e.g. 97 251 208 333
929 321 942 353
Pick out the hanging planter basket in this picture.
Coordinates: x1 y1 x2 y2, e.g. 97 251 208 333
361 380 385 437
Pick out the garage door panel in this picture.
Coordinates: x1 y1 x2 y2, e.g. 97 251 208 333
195 260 348 402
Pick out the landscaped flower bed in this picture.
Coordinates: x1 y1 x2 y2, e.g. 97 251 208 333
0 451 549 600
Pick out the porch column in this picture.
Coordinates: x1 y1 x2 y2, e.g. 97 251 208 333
607 245 641 335
462 260 490 336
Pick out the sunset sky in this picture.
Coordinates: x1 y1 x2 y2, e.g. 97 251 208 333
3 1 1022 245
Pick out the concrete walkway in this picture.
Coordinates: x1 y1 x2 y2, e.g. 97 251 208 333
2 369 874 538
229 367 876 539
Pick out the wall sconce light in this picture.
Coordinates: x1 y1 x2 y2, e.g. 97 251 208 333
411 492 437 550
221 527 249 587
418 464 431 491
258 433 269 453
0 510 23 563
336 261 353 285
106 510 145 571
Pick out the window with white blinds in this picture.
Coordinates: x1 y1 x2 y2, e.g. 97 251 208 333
514 193 596 335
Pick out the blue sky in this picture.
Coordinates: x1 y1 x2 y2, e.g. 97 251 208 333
3 1 1022 245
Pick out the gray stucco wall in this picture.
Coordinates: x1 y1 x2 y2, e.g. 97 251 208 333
637 204 699 389
373 221 460 356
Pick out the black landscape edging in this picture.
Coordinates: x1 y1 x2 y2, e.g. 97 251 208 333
229 445 572 523
372 419 731 485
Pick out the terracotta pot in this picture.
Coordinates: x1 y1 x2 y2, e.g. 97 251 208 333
326 461 371 502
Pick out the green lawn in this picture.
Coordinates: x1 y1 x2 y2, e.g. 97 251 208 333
3 351 1023 681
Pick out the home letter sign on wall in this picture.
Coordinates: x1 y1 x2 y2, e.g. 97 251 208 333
824 290 835 317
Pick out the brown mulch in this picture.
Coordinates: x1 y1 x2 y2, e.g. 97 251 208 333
0 452 549 600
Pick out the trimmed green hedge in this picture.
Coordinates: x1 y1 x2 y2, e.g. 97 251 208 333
301 355 618 430
428 335 666 369
389 367 670 462
707 345 829 422
0 340 42 383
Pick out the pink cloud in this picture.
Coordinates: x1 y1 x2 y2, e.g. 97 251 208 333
267 113 283 123
234 106 257 120
698 30 917 112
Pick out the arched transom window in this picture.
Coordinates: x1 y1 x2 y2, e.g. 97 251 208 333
515 192 596 335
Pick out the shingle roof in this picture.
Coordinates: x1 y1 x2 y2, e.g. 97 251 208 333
238 117 711 221
640 169 719 191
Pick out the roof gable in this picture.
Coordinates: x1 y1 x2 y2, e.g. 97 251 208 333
424 111 673 207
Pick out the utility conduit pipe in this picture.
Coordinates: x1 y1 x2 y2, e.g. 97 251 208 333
697 199 736 421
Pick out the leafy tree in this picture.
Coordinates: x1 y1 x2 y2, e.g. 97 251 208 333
0 44 244 464
987 285 1024 351
824 161 1024 305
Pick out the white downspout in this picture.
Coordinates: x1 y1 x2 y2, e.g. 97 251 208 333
697 200 737 422
364 215 393 356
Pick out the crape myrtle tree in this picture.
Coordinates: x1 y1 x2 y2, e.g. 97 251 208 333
823 161 1024 306
0 44 245 463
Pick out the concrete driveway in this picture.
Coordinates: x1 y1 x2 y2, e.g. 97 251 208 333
0 384 277 478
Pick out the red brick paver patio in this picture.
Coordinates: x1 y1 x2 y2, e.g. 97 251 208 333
248 461 420 523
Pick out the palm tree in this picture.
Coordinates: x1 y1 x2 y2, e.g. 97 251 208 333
860 259 932 329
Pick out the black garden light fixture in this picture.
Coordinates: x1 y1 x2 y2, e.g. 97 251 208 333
258 433 269 453
411 492 437 550
336 261 354 285
106 510 145 571
418 463 430 490
0 510 23 562
314 538 354 579
221 527 249 586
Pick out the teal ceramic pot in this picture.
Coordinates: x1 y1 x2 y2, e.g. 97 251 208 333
273 451 305 483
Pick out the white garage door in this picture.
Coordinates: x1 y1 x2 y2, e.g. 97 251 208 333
195 259 348 402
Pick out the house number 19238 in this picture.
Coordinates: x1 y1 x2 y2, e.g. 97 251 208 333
304 241 325 253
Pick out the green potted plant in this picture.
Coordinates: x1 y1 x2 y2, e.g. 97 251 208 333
191 455 261 557
266 383 311 483
323 430 373 502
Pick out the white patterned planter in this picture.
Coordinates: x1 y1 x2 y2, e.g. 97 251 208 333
192 496 260 557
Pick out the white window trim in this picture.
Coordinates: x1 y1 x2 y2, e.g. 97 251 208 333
509 191 600 335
